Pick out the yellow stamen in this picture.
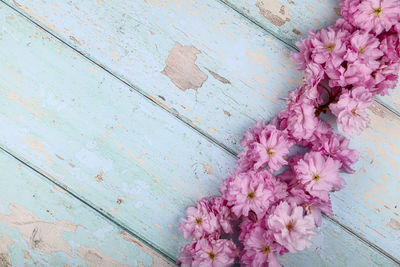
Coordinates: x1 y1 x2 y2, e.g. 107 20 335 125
247 191 255 199
262 246 271 254
326 43 335 51
266 147 275 156
313 174 321 181
286 221 295 231
373 7 382 15
208 252 216 259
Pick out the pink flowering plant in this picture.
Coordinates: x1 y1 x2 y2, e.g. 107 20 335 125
178 0 400 266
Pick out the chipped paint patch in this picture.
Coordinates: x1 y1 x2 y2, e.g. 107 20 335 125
203 163 214 175
0 204 77 256
0 234 14 267
205 68 231 84
255 0 290 26
24 135 53 164
95 171 104 182
76 246 131 267
119 232 174 266
292 28 301 35
386 218 400 230
161 42 208 91
69 36 81 45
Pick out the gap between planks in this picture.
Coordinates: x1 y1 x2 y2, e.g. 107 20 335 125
0 145 178 266
1 0 399 265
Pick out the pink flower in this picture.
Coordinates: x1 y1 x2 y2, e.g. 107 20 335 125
329 87 373 135
311 27 348 67
314 133 359 173
268 201 316 253
287 185 333 226
249 125 294 172
222 170 287 219
340 0 361 25
178 241 197 267
240 227 283 267
334 17 357 33
178 2 400 261
380 32 400 64
345 31 383 70
240 120 267 149
239 217 264 243
303 63 325 102
294 151 344 201
285 100 318 141
209 196 234 234
191 236 238 267
179 198 220 240
292 35 315 70
353 0 400 35
371 61 400 95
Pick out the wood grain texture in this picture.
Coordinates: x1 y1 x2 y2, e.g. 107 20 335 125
0 0 399 264
218 0 400 115
0 150 174 267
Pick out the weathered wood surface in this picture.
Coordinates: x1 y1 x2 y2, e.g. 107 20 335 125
0 149 174 267
0 0 399 265
219 0 400 113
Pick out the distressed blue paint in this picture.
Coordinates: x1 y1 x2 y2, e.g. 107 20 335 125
0 150 173 267
0 0 399 265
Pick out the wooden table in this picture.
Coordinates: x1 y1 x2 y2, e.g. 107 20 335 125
0 0 399 266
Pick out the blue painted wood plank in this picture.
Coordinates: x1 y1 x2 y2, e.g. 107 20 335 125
0 149 174 267
0 1 399 264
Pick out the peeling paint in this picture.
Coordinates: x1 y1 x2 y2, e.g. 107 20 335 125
76 246 131 267
0 234 14 267
203 162 214 175
95 171 104 182
69 36 81 45
0 204 77 256
161 42 208 91
205 68 231 84
119 232 174 266
255 0 290 26
386 218 400 230
292 28 301 35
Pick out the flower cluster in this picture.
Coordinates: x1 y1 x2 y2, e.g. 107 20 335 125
178 0 400 266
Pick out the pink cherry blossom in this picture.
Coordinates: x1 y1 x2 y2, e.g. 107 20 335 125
283 100 318 141
178 240 197 267
240 227 284 267
268 201 316 253
371 62 400 95
209 196 234 234
314 133 359 173
330 87 373 135
294 151 344 201
249 125 294 172
353 0 400 35
179 236 238 267
340 0 361 25
222 170 287 219
345 30 383 70
179 198 220 240
194 236 237 267
178 2 400 263
311 27 348 67
292 36 315 70
379 31 400 63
